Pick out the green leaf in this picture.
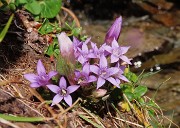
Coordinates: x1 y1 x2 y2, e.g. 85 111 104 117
71 27 82 37
134 85 147 98
38 19 52 35
44 38 59 56
24 1 41 15
0 14 14 43
38 19 61 35
15 0 28 6
125 71 138 83
39 0 62 18
0 113 44 122
121 84 133 93
124 92 134 101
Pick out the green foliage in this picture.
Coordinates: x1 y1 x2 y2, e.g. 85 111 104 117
39 0 61 18
44 21 86 59
134 85 147 98
24 1 41 15
1 0 62 18
56 54 75 76
44 38 59 58
125 71 138 83
0 113 44 122
38 19 61 35
64 21 82 37
0 13 14 43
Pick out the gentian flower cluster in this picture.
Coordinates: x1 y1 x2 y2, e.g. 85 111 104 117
24 16 130 106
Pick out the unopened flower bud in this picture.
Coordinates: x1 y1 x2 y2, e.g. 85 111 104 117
92 89 107 98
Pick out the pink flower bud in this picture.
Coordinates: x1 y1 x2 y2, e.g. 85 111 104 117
92 89 107 98
57 32 75 62
105 16 122 45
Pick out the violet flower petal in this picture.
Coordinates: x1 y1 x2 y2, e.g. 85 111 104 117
82 43 88 54
116 78 121 85
100 55 107 68
107 67 119 76
112 39 119 48
83 63 90 75
88 75 97 82
97 77 105 89
67 85 80 94
64 95 72 106
78 55 86 64
24 73 38 83
106 77 119 88
47 84 60 93
37 60 46 75
48 71 58 78
111 54 119 63
118 75 129 82
104 45 112 53
120 55 132 64
90 65 99 75
52 94 63 106
59 77 67 89
121 46 130 54
30 83 41 88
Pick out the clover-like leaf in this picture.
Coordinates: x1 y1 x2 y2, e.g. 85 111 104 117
39 0 62 18
24 1 41 15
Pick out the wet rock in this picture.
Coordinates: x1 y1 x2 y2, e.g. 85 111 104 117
131 48 180 72
141 70 180 89
153 10 180 27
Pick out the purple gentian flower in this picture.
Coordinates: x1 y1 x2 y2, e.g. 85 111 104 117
47 77 80 106
73 36 83 58
75 63 97 85
105 39 131 64
24 60 58 88
113 64 129 85
105 16 122 44
77 43 90 64
90 55 119 89
88 42 106 59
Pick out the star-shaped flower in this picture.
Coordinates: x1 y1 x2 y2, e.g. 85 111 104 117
113 63 129 85
24 60 58 88
90 55 119 89
75 63 97 86
88 42 106 59
105 39 131 64
77 43 90 64
47 76 80 106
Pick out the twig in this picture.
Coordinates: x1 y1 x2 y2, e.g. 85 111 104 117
61 6 80 27
113 117 144 128
29 88 63 128
58 98 81 117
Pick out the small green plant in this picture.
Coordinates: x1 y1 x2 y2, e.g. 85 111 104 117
0 0 62 18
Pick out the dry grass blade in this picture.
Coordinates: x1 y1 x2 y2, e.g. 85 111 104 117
81 107 105 128
113 117 144 128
